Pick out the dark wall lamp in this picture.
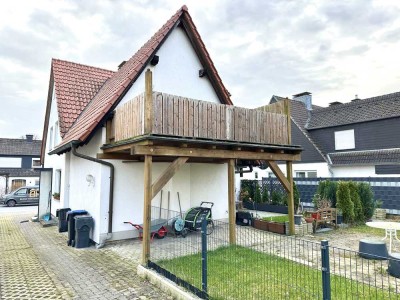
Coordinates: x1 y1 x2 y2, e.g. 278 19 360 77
150 55 159 66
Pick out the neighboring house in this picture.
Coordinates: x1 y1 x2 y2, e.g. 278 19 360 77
41 6 301 246
0 135 41 196
240 91 400 180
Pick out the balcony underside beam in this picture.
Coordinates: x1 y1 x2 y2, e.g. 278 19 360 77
130 145 300 161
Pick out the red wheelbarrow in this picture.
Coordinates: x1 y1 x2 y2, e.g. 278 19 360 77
124 218 168 241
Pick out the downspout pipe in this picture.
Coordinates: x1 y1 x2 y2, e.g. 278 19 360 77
71 142 114 247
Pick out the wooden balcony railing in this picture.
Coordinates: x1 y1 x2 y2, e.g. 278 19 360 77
111 91 290 146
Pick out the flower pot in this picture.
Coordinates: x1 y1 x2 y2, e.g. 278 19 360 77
373 208 386 220
268 222 285 234
253 219 269 231
294 215 302 225
336 215 343 225
305 217 314 224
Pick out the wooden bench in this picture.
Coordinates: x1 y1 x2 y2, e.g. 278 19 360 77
309 208 337 232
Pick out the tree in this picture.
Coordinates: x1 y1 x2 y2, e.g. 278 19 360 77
261 186 269 203
253 182 262 203
348 181 363 222
336 181 354 223
358 182 375 220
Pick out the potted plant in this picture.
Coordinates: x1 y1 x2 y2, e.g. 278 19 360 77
336 209 343 225
53 192 60 200
253 218 269 231
373 200 386 220
267 216 287 234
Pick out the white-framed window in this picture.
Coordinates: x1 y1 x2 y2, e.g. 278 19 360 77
49 126 53 150
295 171 317 178
32 159 41 168
334 129 355 150
54 169 61 194
54 121 59 146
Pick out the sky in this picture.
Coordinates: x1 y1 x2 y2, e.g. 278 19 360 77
1 0 400 139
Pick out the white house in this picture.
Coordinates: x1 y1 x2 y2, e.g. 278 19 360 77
0 135 41 197
41 6 301 247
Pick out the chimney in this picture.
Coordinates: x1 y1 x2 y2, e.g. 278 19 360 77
118 61 126 69
26 134 33 142
293 92 312 110
329 101 342 107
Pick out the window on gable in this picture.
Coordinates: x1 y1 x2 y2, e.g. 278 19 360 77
54 169 61 194
54 121 59 146
334 129 355 150
49 126 53 150
32 159 41 168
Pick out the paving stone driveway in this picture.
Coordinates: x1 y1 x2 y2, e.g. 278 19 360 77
0 212 171 300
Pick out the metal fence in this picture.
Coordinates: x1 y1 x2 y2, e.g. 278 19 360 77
149 213 400 299
241 177 400 214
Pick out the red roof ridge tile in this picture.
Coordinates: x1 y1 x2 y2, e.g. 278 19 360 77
52 58 115 74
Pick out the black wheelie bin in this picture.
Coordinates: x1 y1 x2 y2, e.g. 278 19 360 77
56 208 71 232
74 215 94 248
66 210 88 246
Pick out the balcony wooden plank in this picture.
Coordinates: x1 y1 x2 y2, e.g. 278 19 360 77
188 100 194 137
193 100 199 137
167 94 174 135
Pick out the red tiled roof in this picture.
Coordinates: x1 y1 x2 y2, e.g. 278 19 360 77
53 5 232 152
52 59 114 137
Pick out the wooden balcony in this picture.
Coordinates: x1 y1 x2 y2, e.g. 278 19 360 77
109 91 290 147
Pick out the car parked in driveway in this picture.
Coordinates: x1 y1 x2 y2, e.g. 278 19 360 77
1 186 39 207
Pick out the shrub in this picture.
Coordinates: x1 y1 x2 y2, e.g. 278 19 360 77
315 180 337 207
240 180 255 201
358 183 375 220
313 194 332 209
261 186 269 203
253 183 262 203
336 181 354 223
348 181 363 222
271 190 283 205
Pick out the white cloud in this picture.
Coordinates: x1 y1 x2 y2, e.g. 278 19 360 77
1 0 400 138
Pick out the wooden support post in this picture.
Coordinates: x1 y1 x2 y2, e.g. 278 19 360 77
151 157 188 199
228 159 236 244
144 69 153 134
141 155 152 265
284 99 292 145
286 161 295 236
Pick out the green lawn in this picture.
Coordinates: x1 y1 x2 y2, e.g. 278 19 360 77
261 215 289 223
157 246 397 300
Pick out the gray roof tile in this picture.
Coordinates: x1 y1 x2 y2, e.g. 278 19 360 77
0 168 40 177
328 148 400 165
0 138 41 156
307 91 400 129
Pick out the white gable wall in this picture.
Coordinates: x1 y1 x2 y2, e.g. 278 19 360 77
118 26 220 108
44 84 68 215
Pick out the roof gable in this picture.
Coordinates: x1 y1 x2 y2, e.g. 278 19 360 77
53 5 232 153
52 59 115 137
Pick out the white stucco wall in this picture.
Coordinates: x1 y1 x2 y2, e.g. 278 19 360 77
236 162 330 182
107 161 228 241
43 85 68 216
330 165 400 177
117 26 220 108
190 164 229 220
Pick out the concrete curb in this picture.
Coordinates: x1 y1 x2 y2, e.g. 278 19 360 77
137 265 201 300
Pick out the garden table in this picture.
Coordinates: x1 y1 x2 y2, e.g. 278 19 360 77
366 221 400 253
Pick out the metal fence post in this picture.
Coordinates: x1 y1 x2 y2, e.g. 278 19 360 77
201 217 208 295
321 240 331 300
